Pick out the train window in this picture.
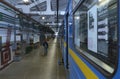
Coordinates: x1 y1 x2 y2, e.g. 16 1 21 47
73 0 118 74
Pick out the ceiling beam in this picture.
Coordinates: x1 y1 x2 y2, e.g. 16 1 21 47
15 0 65 15
29 11 65 15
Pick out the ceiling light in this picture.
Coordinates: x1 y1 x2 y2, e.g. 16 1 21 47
42 17 45 20
75 16 80 20
23 0 29 3
47 23 50 25
98 0 110 5
99 0 102 2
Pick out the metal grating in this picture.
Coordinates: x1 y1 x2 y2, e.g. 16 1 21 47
59 0 68 11
30 1 47 11
5 0 22 6
51 0 68 11
3 0 68 31
51 0 57 11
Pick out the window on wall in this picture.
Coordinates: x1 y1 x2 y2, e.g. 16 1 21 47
73 0 118 74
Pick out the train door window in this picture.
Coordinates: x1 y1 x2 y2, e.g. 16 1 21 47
73 0 118 74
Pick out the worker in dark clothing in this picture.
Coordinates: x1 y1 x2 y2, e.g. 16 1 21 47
43 40 48 55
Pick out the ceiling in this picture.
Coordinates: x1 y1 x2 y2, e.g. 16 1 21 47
4 0 68 32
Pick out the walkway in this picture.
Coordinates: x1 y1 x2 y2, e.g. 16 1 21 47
0 38 66 79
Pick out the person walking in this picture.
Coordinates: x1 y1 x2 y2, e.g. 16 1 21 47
42 40 48 56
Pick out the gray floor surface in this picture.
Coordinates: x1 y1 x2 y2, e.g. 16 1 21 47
0 38 66 79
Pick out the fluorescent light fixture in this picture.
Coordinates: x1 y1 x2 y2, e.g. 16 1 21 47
55 32 58 36
47 23 49 25
23 0 29 3
42 17 45 20
98 0 110 5
75 16 80 20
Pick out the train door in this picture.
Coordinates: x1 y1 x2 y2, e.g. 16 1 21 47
64 12 69 69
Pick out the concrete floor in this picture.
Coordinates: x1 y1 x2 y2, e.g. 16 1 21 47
0 38 66 79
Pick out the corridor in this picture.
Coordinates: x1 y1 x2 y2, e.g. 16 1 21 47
0 38 66 79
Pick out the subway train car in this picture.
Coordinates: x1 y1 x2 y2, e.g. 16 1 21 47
60 0 120 79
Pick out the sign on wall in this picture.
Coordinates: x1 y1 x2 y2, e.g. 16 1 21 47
1 48 11 65
88 5 97 53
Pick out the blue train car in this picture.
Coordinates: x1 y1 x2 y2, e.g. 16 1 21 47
62 0 120 79
62 14 68 69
